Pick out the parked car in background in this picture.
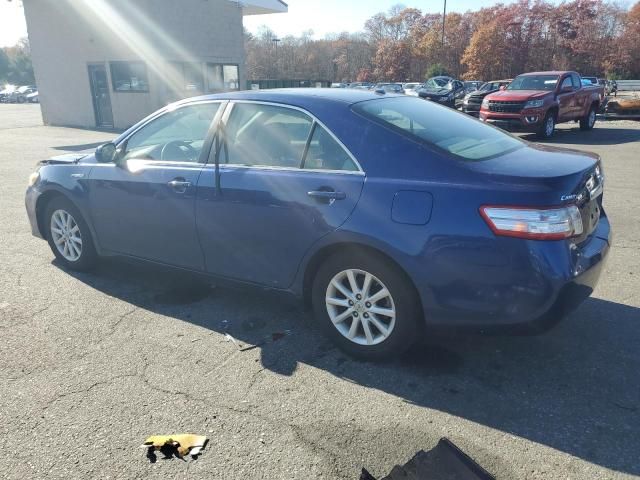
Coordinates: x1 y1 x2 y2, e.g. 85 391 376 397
7 85 37 103
374 83 405 94
402 82 422 96
0 85 17 103
464 81 482 93
331 83 348 88
480 71 604 138
417 76 466 108
26 91 39 103
349 82 373 90
462 79 511 116
25 89 610 359
605 97 640 118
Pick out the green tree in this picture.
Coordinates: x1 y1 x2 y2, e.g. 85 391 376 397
425 63 450 78
0 48 10 83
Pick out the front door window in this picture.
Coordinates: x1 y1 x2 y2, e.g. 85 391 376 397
123 103 220 163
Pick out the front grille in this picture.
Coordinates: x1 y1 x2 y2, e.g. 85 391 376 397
488 100 525 113
467 96 483 105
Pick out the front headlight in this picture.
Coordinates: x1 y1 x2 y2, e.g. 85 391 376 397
481 98 490 109
28 171 40 187
524 99 544 109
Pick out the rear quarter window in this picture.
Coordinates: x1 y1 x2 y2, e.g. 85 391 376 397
353 97 524 161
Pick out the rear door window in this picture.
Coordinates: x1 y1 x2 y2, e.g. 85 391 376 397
353 97 524 161
303 125 359 172
224 103 313 168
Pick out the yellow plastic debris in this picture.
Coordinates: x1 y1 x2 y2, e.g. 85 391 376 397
143 434 208 458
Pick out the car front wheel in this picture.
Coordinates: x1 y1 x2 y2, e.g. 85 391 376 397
311 251 421 359
45 197 97 271
537 111 556 139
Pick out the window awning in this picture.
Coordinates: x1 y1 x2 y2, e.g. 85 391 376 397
233 0 288 15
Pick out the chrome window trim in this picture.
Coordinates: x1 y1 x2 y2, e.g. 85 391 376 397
201 163 364 176
218 100 365 174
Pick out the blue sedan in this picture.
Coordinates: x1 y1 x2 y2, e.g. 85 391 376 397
25 89 611 359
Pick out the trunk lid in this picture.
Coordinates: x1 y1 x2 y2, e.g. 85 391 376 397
465 143 604 241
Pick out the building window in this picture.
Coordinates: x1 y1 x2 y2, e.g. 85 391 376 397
167 62 205 94
206 63 239 92
110 61 149 92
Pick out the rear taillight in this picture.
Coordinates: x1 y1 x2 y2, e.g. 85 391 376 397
480 205 583 240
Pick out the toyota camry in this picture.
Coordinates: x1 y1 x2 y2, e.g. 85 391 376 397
25 89 611 359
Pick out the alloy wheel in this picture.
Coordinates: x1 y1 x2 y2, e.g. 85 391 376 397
325 269 396 346
589 109 596 128
50 209 83 262
545 116 555 137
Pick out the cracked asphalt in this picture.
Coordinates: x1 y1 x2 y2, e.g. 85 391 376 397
1 104 639 479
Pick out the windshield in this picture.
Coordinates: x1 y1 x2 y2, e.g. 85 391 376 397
507 75 559 91
354 97 524 161
426 78 451 89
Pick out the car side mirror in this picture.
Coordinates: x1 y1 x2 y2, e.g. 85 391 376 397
560 85 573 93
95 142 119 164
499 85 506 91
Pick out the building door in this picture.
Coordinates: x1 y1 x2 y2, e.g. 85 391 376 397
88 64 114 128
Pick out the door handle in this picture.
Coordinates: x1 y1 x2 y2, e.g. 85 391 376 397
308 190 346 203
168 178 191 193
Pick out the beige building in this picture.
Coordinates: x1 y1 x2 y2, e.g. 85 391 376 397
23 0 286 129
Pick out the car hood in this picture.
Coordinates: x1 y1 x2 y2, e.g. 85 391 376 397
39 153 94 165
420 88 451 96
486 90 550 102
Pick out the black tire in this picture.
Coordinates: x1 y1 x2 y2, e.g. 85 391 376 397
311 250 421 360
44 196 98 271
17 96 26 104
579 105 597 131
537 111 556 139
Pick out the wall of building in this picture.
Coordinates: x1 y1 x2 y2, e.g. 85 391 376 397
23 0 245 129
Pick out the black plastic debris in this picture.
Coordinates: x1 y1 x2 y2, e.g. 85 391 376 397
361 438 495 480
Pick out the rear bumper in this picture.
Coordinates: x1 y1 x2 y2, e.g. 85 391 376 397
415 214 611 330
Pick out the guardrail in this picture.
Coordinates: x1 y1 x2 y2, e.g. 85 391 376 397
616 80 640 91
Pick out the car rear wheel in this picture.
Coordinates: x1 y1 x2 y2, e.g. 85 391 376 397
311 251 421 359
537 111 556 139
45 197 97 271
580 106 597 131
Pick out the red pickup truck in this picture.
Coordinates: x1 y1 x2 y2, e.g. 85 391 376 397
479 71 604 138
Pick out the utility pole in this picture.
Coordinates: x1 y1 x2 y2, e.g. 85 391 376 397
272 37 281 79
441 0 447 48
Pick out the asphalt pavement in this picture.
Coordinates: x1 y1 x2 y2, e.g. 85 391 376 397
1 104 638 479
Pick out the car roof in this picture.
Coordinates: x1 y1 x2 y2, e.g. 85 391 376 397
518 71 573 76
180 88 403 107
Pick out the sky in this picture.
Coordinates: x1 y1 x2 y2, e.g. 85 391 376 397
0 0 522 47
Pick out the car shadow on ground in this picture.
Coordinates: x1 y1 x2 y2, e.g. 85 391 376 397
519 123 640 145
58 258 640 476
